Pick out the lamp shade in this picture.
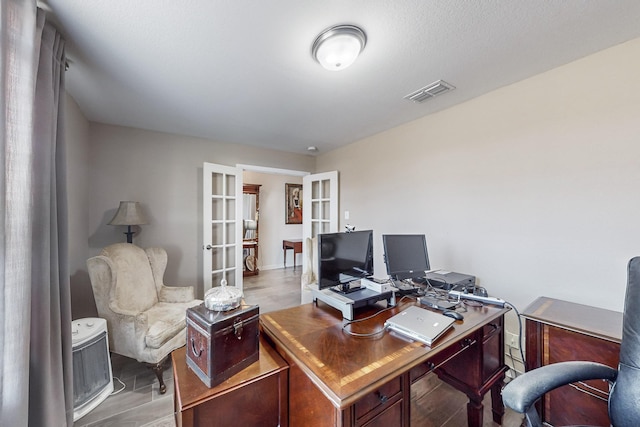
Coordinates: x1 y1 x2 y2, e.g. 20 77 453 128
312 25 366 71
243 219 258 231
108 201 148 226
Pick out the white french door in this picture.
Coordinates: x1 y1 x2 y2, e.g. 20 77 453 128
202 162 243 294
302 171 339 275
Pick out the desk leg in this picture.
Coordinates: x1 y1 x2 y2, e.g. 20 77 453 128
490 378 505 424
466 396 484 427
465 376 505 427
283 246 287 268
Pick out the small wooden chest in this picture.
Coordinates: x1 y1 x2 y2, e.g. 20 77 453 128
186 303 259 388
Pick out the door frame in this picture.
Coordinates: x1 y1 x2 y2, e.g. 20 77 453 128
237 164 309 272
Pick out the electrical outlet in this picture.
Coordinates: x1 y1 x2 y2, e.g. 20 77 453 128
506 331 520 349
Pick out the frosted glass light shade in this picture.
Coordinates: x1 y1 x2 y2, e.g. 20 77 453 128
312 25 366 71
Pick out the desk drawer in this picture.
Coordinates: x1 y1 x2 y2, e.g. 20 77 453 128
354 377 402 423
359 399 403 427
411 335 476 383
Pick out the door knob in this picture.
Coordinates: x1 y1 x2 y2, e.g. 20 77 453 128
205 245 213 250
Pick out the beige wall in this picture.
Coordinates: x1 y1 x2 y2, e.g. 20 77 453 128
242 170 304 271
67 36 640 335
317 37 640 316
65 93 94 319
87 124 315 299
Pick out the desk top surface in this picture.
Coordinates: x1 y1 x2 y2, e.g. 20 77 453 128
283 238 303 244
260 299 508 408
523 296 622 343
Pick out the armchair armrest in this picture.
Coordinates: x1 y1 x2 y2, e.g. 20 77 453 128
502 361 618 413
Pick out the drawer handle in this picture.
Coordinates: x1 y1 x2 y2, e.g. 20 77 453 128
428 339 476 372
375 391 388 403
190 338 203 357
233 318 244 339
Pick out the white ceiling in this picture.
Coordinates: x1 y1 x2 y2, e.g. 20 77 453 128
42 1 640 155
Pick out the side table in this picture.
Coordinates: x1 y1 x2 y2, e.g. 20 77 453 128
282 239 303 269
173 337 289 427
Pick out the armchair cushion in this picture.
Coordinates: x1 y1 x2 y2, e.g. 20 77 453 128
158 284 195 303
143 302 195 349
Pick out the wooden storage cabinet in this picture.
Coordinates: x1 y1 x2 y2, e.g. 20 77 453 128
523 297 622 426
173 337 289 427
185 304 259 388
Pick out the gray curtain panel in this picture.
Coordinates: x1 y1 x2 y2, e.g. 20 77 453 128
0 3 72 427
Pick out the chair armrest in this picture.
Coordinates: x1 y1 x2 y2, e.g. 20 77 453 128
158 285 195 303
108 300 144 318
502 361 618 413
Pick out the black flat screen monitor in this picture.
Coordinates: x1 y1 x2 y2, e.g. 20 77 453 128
382 234 430 281
317 230 373 292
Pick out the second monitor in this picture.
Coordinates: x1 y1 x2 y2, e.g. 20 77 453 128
382 234 430 282
383 233 476 290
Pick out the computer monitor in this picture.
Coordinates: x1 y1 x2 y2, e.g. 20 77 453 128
317 230 373 292
382 234 430 281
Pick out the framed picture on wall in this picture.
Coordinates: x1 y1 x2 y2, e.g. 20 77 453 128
285 183 302 224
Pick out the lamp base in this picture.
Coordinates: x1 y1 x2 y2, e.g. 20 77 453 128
125 226 134 243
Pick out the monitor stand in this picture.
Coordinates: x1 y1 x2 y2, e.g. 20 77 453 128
311 284 394 320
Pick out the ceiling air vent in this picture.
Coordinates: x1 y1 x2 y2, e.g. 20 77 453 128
404 80 455 103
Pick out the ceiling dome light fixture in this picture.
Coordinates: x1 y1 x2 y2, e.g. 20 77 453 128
312 24 366 71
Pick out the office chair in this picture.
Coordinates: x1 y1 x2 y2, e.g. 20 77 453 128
501 256 640 427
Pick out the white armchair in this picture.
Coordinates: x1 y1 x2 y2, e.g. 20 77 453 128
300 236 318 304
87 243 202 393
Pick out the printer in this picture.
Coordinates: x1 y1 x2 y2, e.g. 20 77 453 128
425 270 475 291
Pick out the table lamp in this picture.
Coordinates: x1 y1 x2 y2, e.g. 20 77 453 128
108 201 148 243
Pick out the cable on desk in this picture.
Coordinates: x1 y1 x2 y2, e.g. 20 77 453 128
424 276 450 292
341 296 414 338
506 345 525 379
504 300 526 368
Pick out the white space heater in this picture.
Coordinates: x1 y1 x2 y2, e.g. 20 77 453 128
72 317 113 421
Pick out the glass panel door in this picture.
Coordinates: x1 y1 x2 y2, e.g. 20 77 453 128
203 162 243 293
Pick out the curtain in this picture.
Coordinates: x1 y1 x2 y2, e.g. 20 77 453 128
1 2 72 426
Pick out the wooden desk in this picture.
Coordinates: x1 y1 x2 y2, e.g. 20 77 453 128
261 300 509 427
282 239 303 269
523 297 622 426
172 337 289 427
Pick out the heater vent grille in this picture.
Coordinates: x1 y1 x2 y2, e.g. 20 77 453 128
404 80 455 103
